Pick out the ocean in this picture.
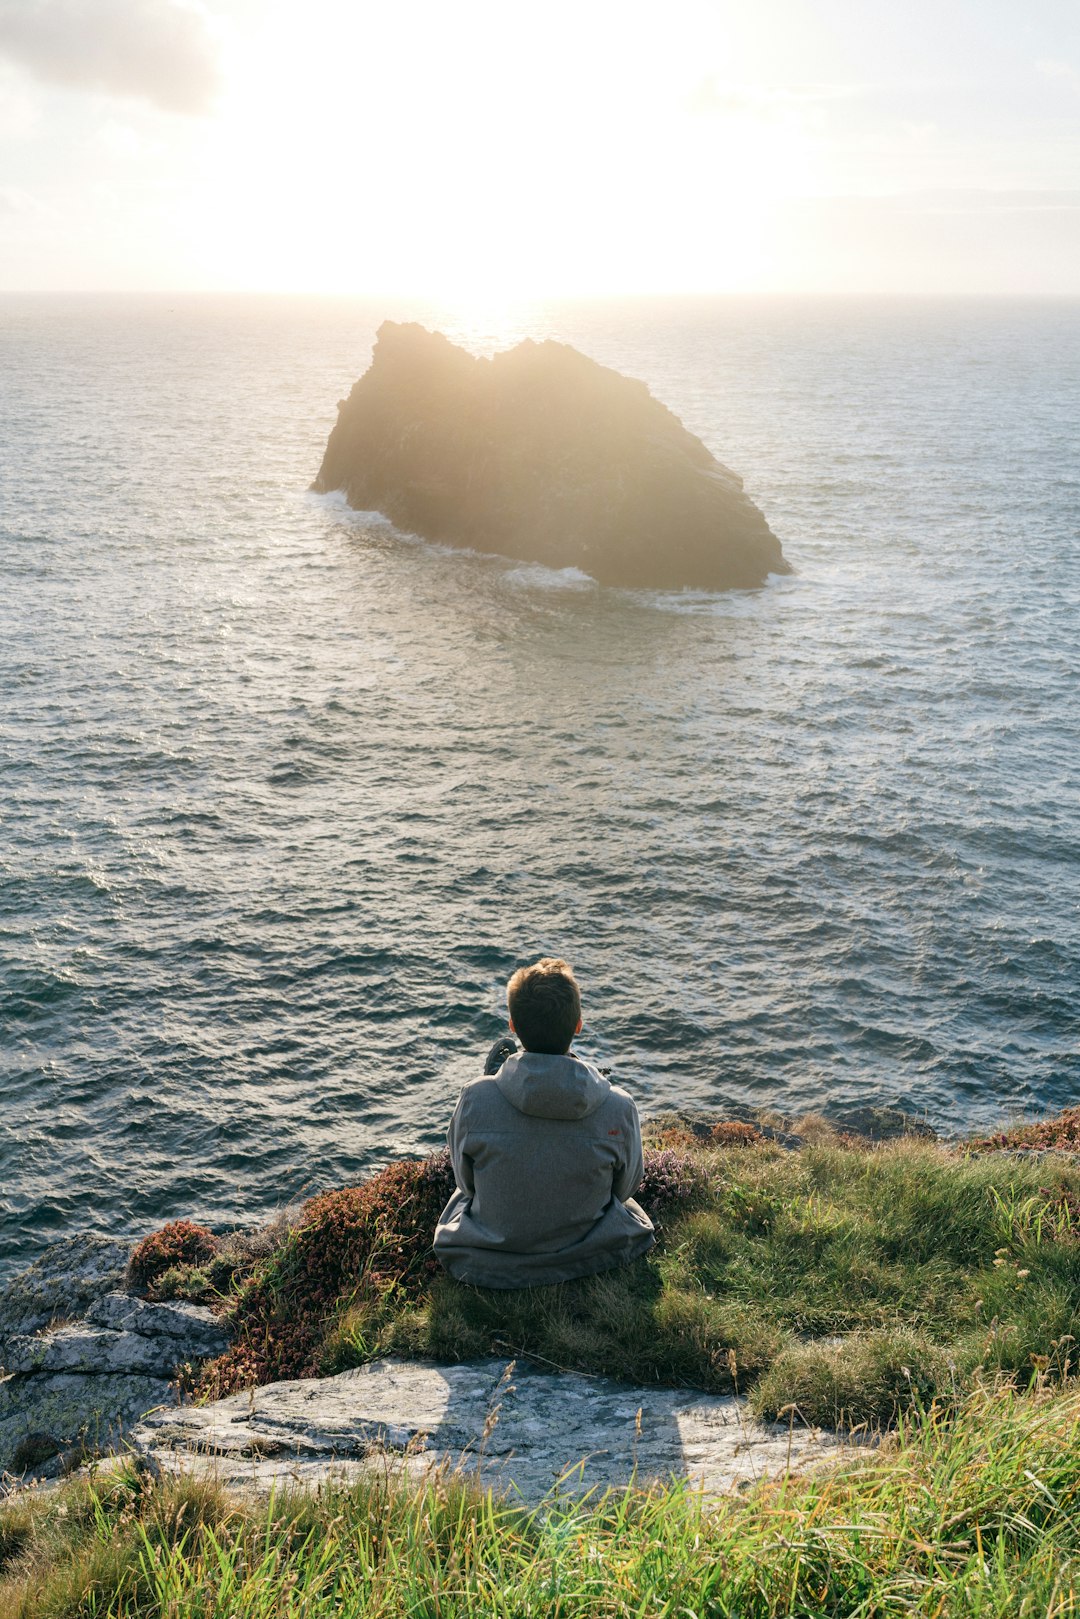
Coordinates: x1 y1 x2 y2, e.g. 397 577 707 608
1 293 1077 1281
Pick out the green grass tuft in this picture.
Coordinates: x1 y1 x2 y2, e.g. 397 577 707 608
127 1220 219 1298
751 1327 952 1428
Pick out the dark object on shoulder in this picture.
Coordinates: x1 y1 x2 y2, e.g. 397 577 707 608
483 1036 519 1075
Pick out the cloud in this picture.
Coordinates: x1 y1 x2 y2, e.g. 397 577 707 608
687 77 872 118
0 0 218 114
872 188 1080 214
0 61 41 135
1036 58 1080 91
0 181 47 214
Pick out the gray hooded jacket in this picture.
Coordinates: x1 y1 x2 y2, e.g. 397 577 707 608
433 1050 655 1289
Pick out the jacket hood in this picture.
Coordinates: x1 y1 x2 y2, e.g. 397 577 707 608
495 1050 611 1120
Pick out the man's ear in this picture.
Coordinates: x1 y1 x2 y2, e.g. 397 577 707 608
508 1017 516 1034
575 1015 583 1034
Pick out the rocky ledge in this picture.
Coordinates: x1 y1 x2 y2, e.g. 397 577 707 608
134 1358 851 1505
0 1236 228 1484
313 322 788 591
1 1236 850 1504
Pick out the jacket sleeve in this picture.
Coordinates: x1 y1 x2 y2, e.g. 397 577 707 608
613 1100 644 1202
446 1093 475 1198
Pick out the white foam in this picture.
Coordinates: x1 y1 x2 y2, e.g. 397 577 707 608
309 492 598 586
626 569 801 614
305 489 393 526
502 563 596 590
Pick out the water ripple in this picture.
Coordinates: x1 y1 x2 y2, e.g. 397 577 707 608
1 293 1078 1278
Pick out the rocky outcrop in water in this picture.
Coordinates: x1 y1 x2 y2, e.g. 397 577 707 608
313 323 788 590
0 1236 228 1484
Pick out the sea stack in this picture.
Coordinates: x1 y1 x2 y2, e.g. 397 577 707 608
313 323 788 590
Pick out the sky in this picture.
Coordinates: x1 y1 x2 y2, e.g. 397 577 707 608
0 0 1078 296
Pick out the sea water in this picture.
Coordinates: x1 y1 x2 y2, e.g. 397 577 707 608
1 293 1078 1279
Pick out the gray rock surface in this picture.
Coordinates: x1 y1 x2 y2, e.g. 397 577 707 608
135 1357 854 1503
0 1236 132 1344
0 1249 229 1485
86 1293 228 1358
1 1371 172 1477
4 1298 227 1378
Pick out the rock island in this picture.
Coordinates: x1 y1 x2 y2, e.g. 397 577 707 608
313 323 789 590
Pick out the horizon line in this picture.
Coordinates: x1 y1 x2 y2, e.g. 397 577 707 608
2 287 1080 301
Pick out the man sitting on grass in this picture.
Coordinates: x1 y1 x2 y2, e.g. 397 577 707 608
434 957 655 1288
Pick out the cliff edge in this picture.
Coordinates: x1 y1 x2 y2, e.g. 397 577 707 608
313 323 788 591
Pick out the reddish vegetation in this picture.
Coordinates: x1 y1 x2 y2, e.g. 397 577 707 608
200 1153 456 1396
969 1107 1080 1154
199 1144 718 1395
170 1137 744 1397
710 1121 765 1147
127 1220 220 1296
648 1127 699 1151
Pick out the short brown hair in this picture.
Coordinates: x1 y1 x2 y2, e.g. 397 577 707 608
507 957 581 1054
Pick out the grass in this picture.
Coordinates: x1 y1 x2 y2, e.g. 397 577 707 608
6 1381 1080 1615
141 1121 1080 1430
10 1113 1080 1615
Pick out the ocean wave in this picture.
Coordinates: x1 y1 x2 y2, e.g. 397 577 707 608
502 563 596 590
304 488 393 525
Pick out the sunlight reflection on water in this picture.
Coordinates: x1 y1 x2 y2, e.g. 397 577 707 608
1 293 1078 1276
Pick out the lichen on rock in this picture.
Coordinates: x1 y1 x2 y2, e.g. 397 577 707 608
0 1234 132 1343
0 1254 228 1485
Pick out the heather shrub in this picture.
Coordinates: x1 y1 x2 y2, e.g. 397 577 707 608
149 1207 304 1307
127 1220 220 1296
635 1148 708 1222
645 1125 699 1150
969 1106 1080 1154
710 1121 765 1147
201 1152 455 1395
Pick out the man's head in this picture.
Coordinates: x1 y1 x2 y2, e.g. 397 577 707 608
507 957 582 1055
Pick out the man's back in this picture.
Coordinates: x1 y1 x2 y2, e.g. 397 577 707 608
434 1050 655 1289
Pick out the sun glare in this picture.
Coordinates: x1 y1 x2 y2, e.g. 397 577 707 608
0 0 1076 295
180 0 818 298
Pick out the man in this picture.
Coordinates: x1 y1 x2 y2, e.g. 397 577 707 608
434 957 655 1288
